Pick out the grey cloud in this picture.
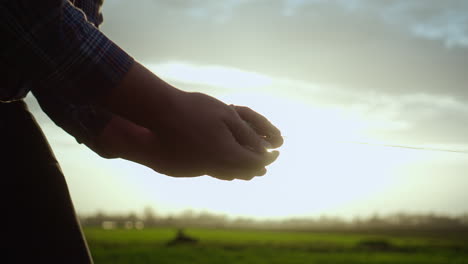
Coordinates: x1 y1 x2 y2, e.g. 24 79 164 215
102 0 468 99
278 80 468 145
99 0 468 145
361 0 468 48
346 93 468 145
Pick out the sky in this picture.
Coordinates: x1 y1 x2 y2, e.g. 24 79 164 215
28 0 468 219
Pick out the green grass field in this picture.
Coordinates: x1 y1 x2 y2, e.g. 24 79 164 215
84 227 468 264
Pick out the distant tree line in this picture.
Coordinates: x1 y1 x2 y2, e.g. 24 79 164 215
79 207 468 231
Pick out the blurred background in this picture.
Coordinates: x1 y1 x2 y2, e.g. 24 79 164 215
27 0 468 262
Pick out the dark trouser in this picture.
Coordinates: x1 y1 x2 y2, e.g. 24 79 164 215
1 101 93 263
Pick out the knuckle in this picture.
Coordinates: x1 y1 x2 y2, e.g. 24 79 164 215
190 91 204 98
225 105 239 117
236 105 249 111
242 106 252 112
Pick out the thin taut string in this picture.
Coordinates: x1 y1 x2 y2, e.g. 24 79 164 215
280 136 468 154
340 141 468 154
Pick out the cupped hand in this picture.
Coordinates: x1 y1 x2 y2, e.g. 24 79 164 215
143 91 280 180
99 62 283 181
95 93 283 181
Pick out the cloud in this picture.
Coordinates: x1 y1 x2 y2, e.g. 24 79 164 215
357 0 468 48
357 93 468 145
97 0 468 146
23 0 468 216
291 0 468 47
148 61 273 90
101 0 468 100
147 60 468 146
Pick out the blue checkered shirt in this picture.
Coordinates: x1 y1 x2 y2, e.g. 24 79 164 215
0 0 134 147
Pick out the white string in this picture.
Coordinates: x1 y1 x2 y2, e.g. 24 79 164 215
338 140 468 154
280 136 468 154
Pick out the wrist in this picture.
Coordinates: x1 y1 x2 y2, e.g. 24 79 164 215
100 61 185 130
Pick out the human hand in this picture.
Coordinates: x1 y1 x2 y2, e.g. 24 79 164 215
93 108 280 181
100 62 282 181
145 91 282 180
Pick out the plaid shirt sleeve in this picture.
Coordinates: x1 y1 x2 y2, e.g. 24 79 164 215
0 0 134 147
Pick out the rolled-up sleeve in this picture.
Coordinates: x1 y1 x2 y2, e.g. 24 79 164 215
0 0 134 147
0 0 134 104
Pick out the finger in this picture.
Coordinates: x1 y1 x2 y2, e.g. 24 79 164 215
211 175 235 181
212 167 267 181
206 124 279 178
219 132 280 170
234 167 267 181
231 105 284 148
232 105 281 136
224 111 267 154
265 133 284 149
258 167 267 176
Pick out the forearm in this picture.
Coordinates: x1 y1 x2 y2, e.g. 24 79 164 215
99 61 185 131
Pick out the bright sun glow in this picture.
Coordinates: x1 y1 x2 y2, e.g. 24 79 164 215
34 60 463 218
150 62 274 90
110 62 425 218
